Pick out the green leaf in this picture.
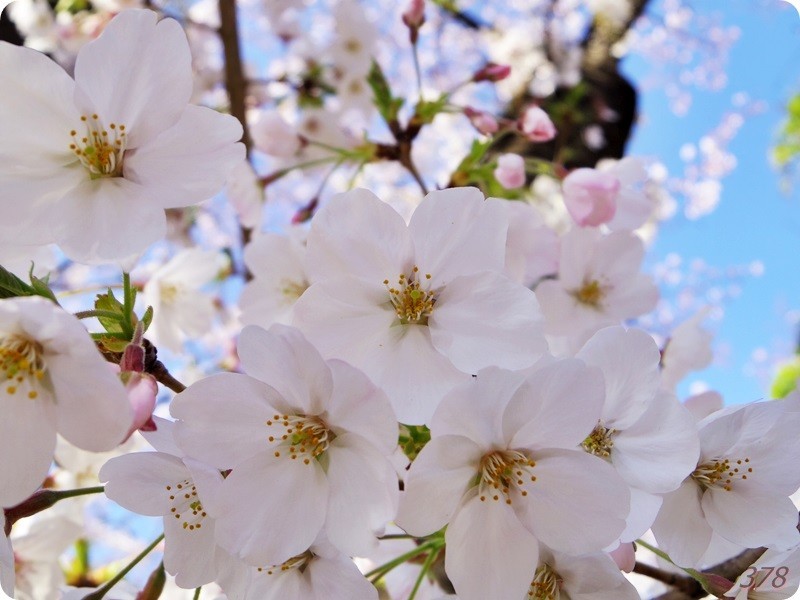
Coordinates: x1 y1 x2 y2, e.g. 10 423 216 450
0 265 35 299
414 95 448 125
141 306 154 333
93 335 130 354
29 274 58 303
771 359 800 399
94 289 127 334
367 61 404 125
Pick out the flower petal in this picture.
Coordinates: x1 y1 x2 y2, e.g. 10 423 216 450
396 435 482 536
215 453 329 566
124 105 244 208
73 9 192 149
409 188 507 287
445 491 539 600
238 324 333 415
324 434 398 557
0 391 56 506
50 178 165 265
429 272 546 372
307 553 378 600
651 480 713 567
171 373 285 469
164 516 219 588
514 449 629 554
99 452 190 516
305 188 412 283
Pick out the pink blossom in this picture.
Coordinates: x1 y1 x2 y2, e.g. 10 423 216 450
464 107 498 135
473 62 511 82
519 105 557 142
402 0 425 29
494 153 526 189
122 371 158 437
562 168 620 227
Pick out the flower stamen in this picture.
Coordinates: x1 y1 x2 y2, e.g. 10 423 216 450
528 564 563 599
70 115 127 179
581 422 617 458
692 457 752 492
258 549 314 575
266 414 334 464
384 266 436 325
0 334 47 399
571 278 607 309
478 449 536 505
165 479 208 531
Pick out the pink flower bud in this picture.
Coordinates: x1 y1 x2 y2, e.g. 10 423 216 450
464 107 499 135
494 153 526 189
122 371 158 439
402 0 426 29
519 105 557 142
120 341 145 372
473 62 511 82
562 168 620 227
609 542 635 573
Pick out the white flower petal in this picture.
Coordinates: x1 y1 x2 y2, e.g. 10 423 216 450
704 490 800 551
239 324 333 415
396 435 482 537
73 9 192 149
305 188 412 283
505 360 604 450
124 105 244 208
409 188 507 287
514 449 629 554
324 359 397 455
164 516 218 588
51 178 165 265
215 453 328 566
576 326 661 429
99 452 190 516
307 553 378 600
50 353 132 452
652 479 713 567
429 272 546 372
171 373 285 469
325 434 398 557
0 391 56 506
445 492 539 600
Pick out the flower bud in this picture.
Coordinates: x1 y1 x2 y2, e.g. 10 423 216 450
494 153 526 189
519 105 557 142
609 542 636 573
402 0 426 30
464 107 499 135
473 62 511 82
562 167 620 227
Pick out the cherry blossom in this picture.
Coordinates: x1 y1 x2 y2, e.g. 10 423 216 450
0 296 132 507
171 324 399 566
653 393 800 567
293 187 547 424
396 362 629 600
0 9 244 265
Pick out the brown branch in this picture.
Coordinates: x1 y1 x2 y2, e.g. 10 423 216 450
148 360 187 394
635 562 702 596
650 547 769 600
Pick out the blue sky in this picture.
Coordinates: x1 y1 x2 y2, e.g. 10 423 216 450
624 0 800 403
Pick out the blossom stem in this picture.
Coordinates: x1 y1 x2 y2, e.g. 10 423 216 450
193 587 202 599
4 486 106 533
407 545 440 600
82 533 165 600
122 272 135 335
411 42 423 100
366 539 443 582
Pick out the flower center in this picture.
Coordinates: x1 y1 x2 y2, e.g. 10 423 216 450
165 478 208 531
572 278 607 308
266 414 334 465
384 267 437 325
280 279 308 303
69 114 127 179
581 422 617 458
691 457 752 492
0 334 47 400
257 549 314 575
478 449 536 505
528 564 562 599
343 37 362 54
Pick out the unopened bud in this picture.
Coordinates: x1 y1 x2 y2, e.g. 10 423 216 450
402 0 426 30
464 107 499 135
519 105 557 142
473 62 511 83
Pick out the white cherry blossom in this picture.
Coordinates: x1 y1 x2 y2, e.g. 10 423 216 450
653 393 800 567
171 324 399 566
293 187 547 424
396 362 630 600
0 9 244 265
0 296 132 507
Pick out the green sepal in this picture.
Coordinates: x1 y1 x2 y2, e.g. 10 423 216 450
368 60 404 125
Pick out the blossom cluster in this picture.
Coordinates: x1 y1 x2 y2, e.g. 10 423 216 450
0 3 798 600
